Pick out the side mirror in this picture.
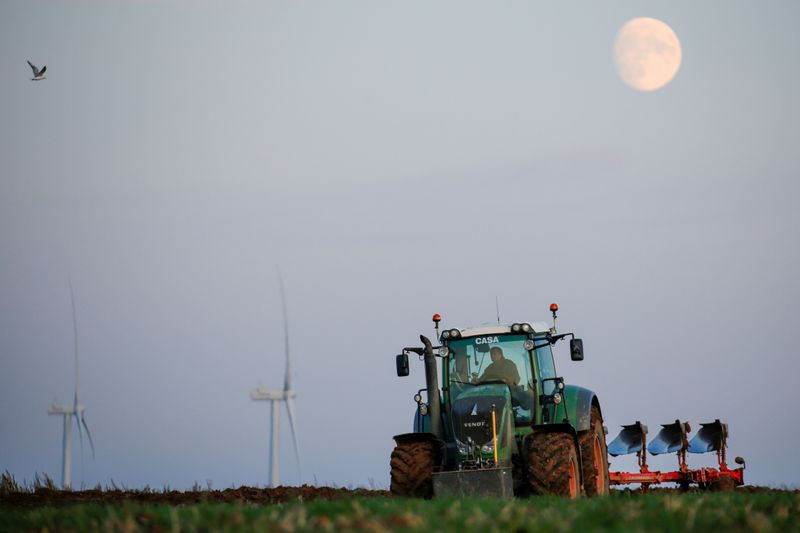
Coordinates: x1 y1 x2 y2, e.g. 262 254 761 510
735 456 746 468
570 338 584 361
396 353 409 377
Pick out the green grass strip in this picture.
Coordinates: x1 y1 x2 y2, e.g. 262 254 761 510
2 491 799 533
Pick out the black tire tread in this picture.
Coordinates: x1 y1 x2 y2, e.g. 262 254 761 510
526 431 580 497
578 405 610 496
389 441 437 498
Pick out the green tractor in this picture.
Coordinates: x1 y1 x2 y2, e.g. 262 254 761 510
390 304 609 498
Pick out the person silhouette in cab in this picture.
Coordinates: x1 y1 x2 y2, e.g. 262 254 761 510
479 346 520 387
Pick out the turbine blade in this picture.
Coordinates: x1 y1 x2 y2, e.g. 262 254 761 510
68 277 80 404
75 412 85 463
277 268 291 391
285 398 301 481
81 413 96 459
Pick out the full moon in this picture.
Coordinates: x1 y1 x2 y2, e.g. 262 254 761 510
614 17 682 92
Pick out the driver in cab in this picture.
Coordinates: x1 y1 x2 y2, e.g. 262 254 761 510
479 346 520 387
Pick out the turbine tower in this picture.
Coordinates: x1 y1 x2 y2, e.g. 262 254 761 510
48 279 95 489
250 271 301 487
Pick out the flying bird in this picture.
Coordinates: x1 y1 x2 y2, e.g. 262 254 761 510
27 60 47 81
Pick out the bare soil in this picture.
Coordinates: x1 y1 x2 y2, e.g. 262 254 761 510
1 484 788 508
1 485 389 507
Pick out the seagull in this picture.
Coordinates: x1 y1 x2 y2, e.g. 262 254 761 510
27 60 47 81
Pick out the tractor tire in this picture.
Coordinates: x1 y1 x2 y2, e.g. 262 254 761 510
389 441 437 498
526 431 582 498
578 406 610 496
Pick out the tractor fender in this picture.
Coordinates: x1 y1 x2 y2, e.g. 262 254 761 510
392 432 443 446
530 422 577 438
553 385 600 433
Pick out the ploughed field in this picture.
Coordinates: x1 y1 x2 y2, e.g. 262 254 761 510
1 484 798 532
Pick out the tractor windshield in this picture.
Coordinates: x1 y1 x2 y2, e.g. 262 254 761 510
447 334 535 424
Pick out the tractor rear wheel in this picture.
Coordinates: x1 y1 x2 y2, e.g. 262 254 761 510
578 406 610 496
389 441 437 498
526 431 582 498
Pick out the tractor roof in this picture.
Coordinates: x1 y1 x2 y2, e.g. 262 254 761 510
455 322 551 338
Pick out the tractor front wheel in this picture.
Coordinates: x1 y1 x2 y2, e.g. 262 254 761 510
389 441 437 498
578 406 610 496
526 431 582 498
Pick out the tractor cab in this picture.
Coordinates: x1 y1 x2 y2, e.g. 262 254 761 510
441 323 583 471
444 327 555 426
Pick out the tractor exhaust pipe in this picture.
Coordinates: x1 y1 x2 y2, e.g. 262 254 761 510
420 334 443 440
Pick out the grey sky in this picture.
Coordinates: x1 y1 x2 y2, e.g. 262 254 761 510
1 1 798 489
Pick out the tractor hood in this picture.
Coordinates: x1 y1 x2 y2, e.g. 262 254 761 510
450 384 514 467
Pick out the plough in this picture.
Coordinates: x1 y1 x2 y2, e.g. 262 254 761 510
608 419 745 491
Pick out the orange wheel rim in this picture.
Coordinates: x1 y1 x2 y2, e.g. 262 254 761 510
593 436 604 493
568 458 578 498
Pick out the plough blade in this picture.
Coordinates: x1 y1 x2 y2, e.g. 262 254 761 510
647 420 690 455
688 419 728 454
608 421 648 457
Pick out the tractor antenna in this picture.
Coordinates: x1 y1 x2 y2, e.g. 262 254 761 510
432 313 441 341
495 296 500 325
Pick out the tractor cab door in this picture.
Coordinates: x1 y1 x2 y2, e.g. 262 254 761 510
535 343 557 393
532 340 558 422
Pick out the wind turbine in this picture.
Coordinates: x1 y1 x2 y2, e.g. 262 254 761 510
250 271 301 487
48 279 95 489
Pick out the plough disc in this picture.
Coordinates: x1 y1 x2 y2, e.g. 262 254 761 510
688 419 728 454
608 421 647 457
647 420 690 456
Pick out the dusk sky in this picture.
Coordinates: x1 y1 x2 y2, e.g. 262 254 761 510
2 1 799 489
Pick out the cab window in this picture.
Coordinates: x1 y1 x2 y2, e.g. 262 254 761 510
535 341 557 395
